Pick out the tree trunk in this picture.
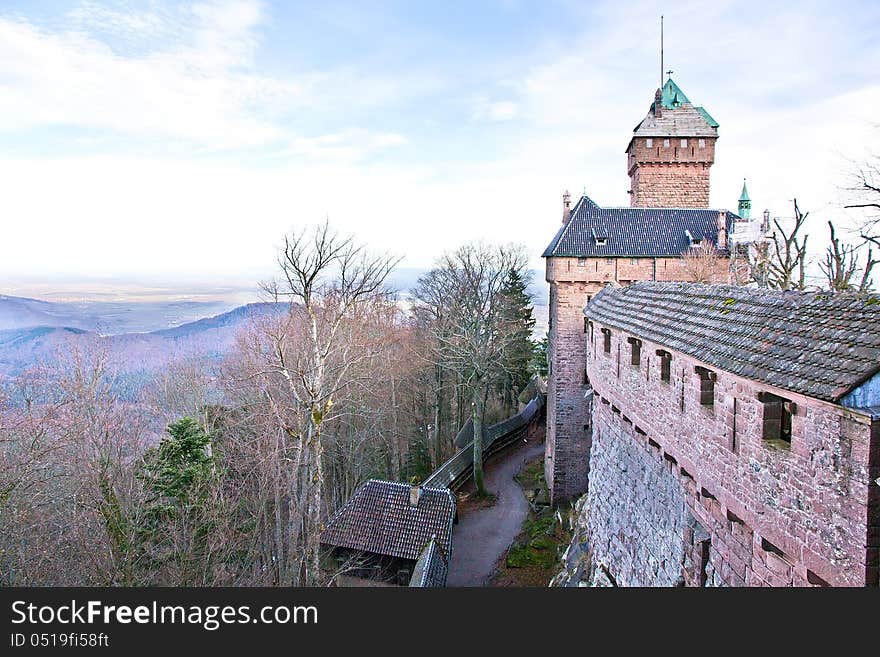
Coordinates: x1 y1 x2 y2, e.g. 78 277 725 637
472 387 485 495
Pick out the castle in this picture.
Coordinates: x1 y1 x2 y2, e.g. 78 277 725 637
545 78 880 586
543 77 736 501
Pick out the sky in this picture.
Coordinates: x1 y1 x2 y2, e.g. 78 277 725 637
1 0 879 288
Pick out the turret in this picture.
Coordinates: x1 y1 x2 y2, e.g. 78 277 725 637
738 179 751 219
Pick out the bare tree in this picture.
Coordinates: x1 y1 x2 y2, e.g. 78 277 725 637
253 222 399 584
768 200 809 290
845 153 880 249
431 243 529 495
681 242 721 284
819 221 878 292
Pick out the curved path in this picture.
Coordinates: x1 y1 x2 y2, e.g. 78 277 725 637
446 437 545 586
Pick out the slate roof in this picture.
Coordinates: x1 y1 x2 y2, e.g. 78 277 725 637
542 195 737 258
630 78 719 140
321 480 455 562
585 282 880 404
408 536 448 587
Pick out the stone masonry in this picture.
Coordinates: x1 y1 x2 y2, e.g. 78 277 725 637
543 78 725 503
581 320 879 586
544 253 729 501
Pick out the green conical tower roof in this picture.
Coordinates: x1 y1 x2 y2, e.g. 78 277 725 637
661 78 690 109
738 179 751 219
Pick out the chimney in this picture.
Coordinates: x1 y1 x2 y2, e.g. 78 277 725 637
562 190 571 224
654 88 662 118
409 484 421 507
762 209 771 234
717 211 727 251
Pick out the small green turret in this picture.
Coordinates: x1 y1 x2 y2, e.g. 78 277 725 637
738 179 751 219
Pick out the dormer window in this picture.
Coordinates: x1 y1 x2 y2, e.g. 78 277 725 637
685 230 703 247
596 238 606 246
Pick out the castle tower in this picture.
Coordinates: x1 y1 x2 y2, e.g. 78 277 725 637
543 76 732 504
626 78 718 208
738 179 751 219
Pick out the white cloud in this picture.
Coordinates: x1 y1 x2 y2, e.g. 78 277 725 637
2 0 880 285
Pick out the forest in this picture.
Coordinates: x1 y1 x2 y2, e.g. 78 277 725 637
0 223 540 586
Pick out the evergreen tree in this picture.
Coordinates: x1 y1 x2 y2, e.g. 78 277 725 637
136 417 218 583
498 268 537 410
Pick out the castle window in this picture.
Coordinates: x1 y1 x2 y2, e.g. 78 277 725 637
663 138 670 147
601 328 611 354
577 257 586 267
656 349 672 382
584 317 588 333
629 258 637 265
646 138 653 148
596 238 607 246
695 366 716 407
759 391 794 446
698 138 706 148
627 337 642 366
681 139 688 147
605 257 613 264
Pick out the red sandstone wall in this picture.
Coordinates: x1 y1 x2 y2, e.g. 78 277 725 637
630 164 712 208
545 279 597 500
585 322 879 586
544 255 729 502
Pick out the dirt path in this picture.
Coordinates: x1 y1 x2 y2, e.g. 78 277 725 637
446 437 545 587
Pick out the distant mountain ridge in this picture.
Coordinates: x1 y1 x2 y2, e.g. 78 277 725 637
0 294 237 335
0 302 286 379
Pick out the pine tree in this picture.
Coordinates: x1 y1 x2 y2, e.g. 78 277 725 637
498 268 536 411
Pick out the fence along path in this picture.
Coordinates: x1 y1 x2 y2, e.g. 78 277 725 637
423 392 545 491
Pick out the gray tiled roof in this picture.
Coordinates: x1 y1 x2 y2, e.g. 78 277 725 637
632 102 719 139
542 195 737 258
585 282 880 403
321 480 455 561
408 536 448 587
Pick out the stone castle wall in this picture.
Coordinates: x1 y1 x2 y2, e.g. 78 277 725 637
545 279 596 500
630 163 712 208
544 255 729 501
579 321 879 586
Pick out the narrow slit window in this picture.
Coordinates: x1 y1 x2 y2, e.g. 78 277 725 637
695 366 716 407
601 328 611 354
759 391 794 445
656 349 672 383
627 336 642 366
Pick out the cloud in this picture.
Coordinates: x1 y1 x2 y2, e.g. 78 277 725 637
0 1 295 148
473 99 519 122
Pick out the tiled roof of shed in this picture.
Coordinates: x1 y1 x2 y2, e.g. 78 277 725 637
321 480 455 562
408 536 448 587
585 282 880 403
543 195 737 258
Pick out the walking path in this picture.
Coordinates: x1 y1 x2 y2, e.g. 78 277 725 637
446 437 544 586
